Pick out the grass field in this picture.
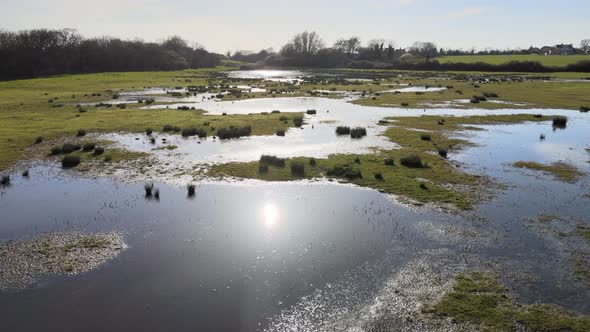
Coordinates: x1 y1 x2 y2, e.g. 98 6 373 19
0 67 302 171
437 55 590 66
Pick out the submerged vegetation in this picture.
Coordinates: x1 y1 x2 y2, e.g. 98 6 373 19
513 161 584 183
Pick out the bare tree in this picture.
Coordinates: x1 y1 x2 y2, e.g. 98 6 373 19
581 39 590 55
281 31 325 56
333 37 361 54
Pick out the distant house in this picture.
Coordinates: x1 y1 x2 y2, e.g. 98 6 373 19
556 44 575 55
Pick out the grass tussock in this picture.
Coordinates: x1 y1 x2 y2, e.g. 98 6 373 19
1 175 10 185
216 126 251 139
61 155 80 168
181 127 207 138
400 155 426 168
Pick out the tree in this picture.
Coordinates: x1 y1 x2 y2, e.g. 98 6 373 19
280 31 325 57
333 37 361 54
581 39 590 55
409 41 439 61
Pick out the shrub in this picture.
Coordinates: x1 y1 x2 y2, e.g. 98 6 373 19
580 105 589 113
259 155 286 168
258 164 269 174
470 97 480 104
374 172 384 181
400 155 425 168
420 134 431 141
350 127 367 139
94 147 105 155
326 166 362 180
22 169 29 177
150 137 156 144
309 158 317 166
216 126 251 139
438 148 448 158
61 155 81 168
82 142 96 152
533 114 543 118
438 119 445 125
290 162 305 177
483 92 499 98
104 155 112 162
162 124 180 132
306 109 317 115
419 182 428 190
61 143 80 154
187 184 196 197
275 129 285 136
271 110 281 114
401 102 409 107
154 189 160 200
552 116 567 128
35 136 43 144
182 127 207 138
77 129 86 137
354 157 361 164
279 116 288 121
384 158 395 166
472 95 487 102
144 183 154 197
336 126 351 135
1 175 9 185
146 128 153 135
50 146 63 155
293 116 303 127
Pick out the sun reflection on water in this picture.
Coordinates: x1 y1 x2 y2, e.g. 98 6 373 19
263 203 279 228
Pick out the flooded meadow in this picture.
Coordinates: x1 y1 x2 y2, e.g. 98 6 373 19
1 70 589 331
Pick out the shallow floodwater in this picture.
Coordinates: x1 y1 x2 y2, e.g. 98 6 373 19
1 70 590 331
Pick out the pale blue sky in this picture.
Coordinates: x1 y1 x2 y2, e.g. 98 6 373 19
1 0 588 53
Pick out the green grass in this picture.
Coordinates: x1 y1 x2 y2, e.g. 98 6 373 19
353 77 590 110
431 272 590 331
210 114 554 210
0 67 302 171
437 55 590 67
513 161 584 183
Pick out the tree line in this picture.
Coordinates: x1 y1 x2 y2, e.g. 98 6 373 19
0 29 221 80
233 31 590 72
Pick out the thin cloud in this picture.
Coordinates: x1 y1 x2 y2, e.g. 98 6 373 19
449 6 487 18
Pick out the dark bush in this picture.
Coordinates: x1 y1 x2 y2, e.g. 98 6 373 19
144 183 154 197
336 126 351 135
259 155 286 168
580 105 589 112
420 182 428 190
77 129 86 137
400 155 425 168
401 102 409 107
1 175 9 185
187 184 196 197
374 172 384 181
22 169 29 177
216 126 251 139
420 134 431 141
61 143 80 154
438 148 448 158
35 136 43 144
290 162 305 177
146 128 153 135
552 116 567 128
470 97 480 104
154 189 160 200
276 129 285 136
93 147 105 155
354 157 361 164
279 116 288 121
384 158 395 166
61 155 81 168
309 158 317 166
350 127 367 139
50 146 63 155
483 92 499 98
182 127 207 138
326 166 362 180
150 137 156 144
258 164 269 174
533 114 543 118
82 142 96 152
293 116 303 127
306 109 317 115
162 124 181 132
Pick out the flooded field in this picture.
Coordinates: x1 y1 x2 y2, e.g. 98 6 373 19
1 70 589 331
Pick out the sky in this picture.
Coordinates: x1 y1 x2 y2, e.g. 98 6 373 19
1 0 589 53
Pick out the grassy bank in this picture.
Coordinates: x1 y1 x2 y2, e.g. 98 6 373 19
513 161 584 183
431 272 590 331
